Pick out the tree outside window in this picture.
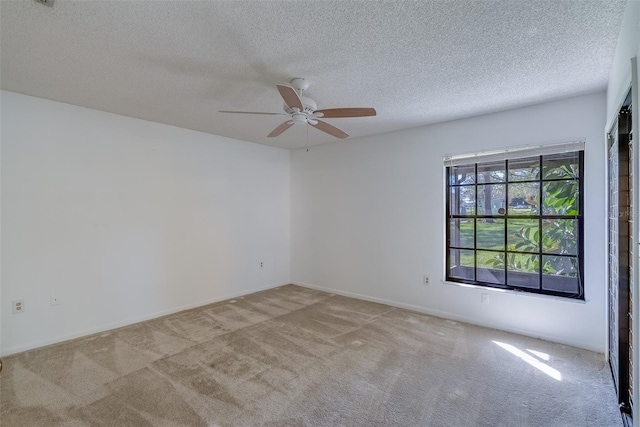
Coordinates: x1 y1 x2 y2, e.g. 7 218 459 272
446 151 583 299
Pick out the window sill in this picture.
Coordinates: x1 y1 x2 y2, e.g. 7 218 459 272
440 279 587 304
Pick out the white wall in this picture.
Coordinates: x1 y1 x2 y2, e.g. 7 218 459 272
1 91 291 356
291 92 607 352
606 0 639 126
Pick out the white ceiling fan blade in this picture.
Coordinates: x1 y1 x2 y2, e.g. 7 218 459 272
267 121 294 137
276 85 303 111
310 120 349 139
219 110 286 115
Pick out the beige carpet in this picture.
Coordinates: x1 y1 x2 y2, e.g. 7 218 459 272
0 285 622 426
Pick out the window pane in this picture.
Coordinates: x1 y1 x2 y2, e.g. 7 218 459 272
542 256 579 294
508 156 540 182
542 180 579 215
449 219 474 249
543 152 580 179
448 249 474 281
477 184 506 215
477 161 506 183
445 150 583 299
476 218 504 250
507 253 540 289
449 185 475 216
507 182 540 215
477 251 505 284
542 219 577 255
507 219 539 252
449 164 475 185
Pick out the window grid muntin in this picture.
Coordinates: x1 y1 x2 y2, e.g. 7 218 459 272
445 152 584 299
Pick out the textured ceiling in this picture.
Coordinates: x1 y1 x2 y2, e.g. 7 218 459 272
0 0 628 149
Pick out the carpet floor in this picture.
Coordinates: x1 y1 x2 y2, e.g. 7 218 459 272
0 285 622 426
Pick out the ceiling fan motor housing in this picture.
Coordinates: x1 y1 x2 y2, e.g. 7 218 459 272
290 113 308 124
283 96 317 115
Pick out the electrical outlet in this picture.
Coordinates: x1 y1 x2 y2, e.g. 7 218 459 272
481 293 489 304
50 295 60 306
259 261 264 269
423 275 430 286
12 300 24 314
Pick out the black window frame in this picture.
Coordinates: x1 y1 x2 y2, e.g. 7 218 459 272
445 151 585 300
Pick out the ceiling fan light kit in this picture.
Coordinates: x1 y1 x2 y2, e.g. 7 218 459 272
220 78 376 140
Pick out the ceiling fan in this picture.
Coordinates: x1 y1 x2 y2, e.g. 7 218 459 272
219 78 376 139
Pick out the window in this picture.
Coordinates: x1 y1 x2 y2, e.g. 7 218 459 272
445 145 584 299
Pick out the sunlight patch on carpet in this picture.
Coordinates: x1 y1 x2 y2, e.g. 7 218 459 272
493 341 562 381
526 349 550 361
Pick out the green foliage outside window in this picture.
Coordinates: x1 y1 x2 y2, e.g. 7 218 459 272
447 151 582 297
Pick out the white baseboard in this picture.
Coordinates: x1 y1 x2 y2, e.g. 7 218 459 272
4 280 601 356
292 281 602 353
1 281 288 357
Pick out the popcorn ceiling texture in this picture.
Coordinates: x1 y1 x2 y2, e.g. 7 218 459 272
0 1 627 149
